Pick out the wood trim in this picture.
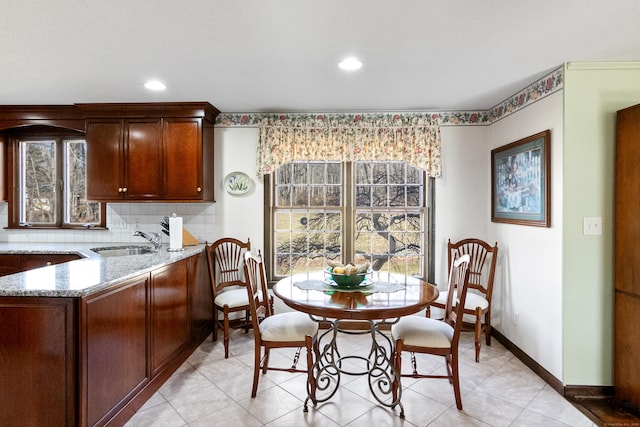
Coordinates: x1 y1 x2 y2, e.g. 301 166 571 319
76 102 220 122
491 328 564 394
564 385 615 398
492 329 617 401
0 103 221 133
0 105 85 132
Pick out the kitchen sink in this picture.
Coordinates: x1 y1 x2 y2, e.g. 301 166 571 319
90 245 156 257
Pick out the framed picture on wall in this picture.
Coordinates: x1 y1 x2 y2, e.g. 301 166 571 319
491 130 551 227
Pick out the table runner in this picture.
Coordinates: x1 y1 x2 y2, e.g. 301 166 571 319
293 279 406 293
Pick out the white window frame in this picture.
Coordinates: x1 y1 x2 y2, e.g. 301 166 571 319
267 160 433 281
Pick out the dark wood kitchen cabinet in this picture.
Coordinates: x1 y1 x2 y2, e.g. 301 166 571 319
150 258 189 375
0 297 75 427
0 254 21 276
80 257 198 426
84 119 162 201
78 103 219 202
163 118 215 200
0 253 83 276
0 134 6 202
80 274 149 427
0 251 212 426
20 253 83 271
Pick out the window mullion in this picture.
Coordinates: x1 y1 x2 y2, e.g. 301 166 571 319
343 161 354 262
55 138 64 227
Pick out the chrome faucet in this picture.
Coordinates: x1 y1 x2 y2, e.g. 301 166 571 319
133 230 162 250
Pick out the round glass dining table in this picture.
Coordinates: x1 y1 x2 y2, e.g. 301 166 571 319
273 271 439 418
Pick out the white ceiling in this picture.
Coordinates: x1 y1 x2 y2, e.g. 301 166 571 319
2 0 639 113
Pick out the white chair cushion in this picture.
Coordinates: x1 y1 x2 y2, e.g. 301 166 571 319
214 288 248 308
434 291 447 305
465 292 489 311
215 289 271 310
391 316 453 348
434 291 489 311
259 312 318 342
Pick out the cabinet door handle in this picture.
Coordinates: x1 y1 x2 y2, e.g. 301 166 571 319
122 187 127 193
197 187 202 192
46 261 52 266
118 188 123 193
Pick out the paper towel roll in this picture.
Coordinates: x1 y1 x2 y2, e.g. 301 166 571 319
169 215 183 250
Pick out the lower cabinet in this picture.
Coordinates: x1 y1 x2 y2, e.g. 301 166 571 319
151 259 189 375
20 253 83 271
0 252 212 426
81 274 149 427
0 253 83 276
0 297 75 427
0 254 21 276
188 250 212 340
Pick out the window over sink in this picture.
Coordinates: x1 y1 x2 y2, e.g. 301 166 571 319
5 126 105 229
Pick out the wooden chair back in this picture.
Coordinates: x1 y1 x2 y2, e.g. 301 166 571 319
444 253 471 347
206 237 251 297
243 250 273 335
447 238 498 302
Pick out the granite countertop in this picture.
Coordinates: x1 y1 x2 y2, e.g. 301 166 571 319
0 242 205 298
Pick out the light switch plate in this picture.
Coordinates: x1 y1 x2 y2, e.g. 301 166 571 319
583 217 602 235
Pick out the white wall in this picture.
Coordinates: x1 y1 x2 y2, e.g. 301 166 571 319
487 91 564 380
211 124 492 289
439 61 640 388
212 126 264 251
434 125 489 286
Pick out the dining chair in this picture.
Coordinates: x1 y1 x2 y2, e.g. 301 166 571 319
243 250 318 399
392 253 471 410
206 237 274 358
426 238 498 362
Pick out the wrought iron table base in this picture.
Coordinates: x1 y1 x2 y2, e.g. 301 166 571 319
303 316 405 418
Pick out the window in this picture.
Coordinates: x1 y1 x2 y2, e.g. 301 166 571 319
269 160 432 280
7 127 104 229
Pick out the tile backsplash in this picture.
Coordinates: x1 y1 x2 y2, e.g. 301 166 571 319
0 202 217 244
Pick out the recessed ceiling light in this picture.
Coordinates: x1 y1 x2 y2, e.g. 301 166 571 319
144 80 166 91
338 57 362 71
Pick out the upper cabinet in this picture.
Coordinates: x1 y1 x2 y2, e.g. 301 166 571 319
77 102 219 202
163 118 215 201
83 118 163 201
0 133 5 202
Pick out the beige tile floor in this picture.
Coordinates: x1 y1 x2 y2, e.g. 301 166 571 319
126 328 596 427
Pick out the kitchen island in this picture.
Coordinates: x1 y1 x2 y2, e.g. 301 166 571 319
0 243 213 427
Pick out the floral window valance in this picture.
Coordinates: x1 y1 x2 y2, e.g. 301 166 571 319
257 112 442 177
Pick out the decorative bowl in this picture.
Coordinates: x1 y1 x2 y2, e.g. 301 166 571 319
326 269 369 287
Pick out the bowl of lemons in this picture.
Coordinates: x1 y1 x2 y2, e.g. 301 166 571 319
326 262 371 287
